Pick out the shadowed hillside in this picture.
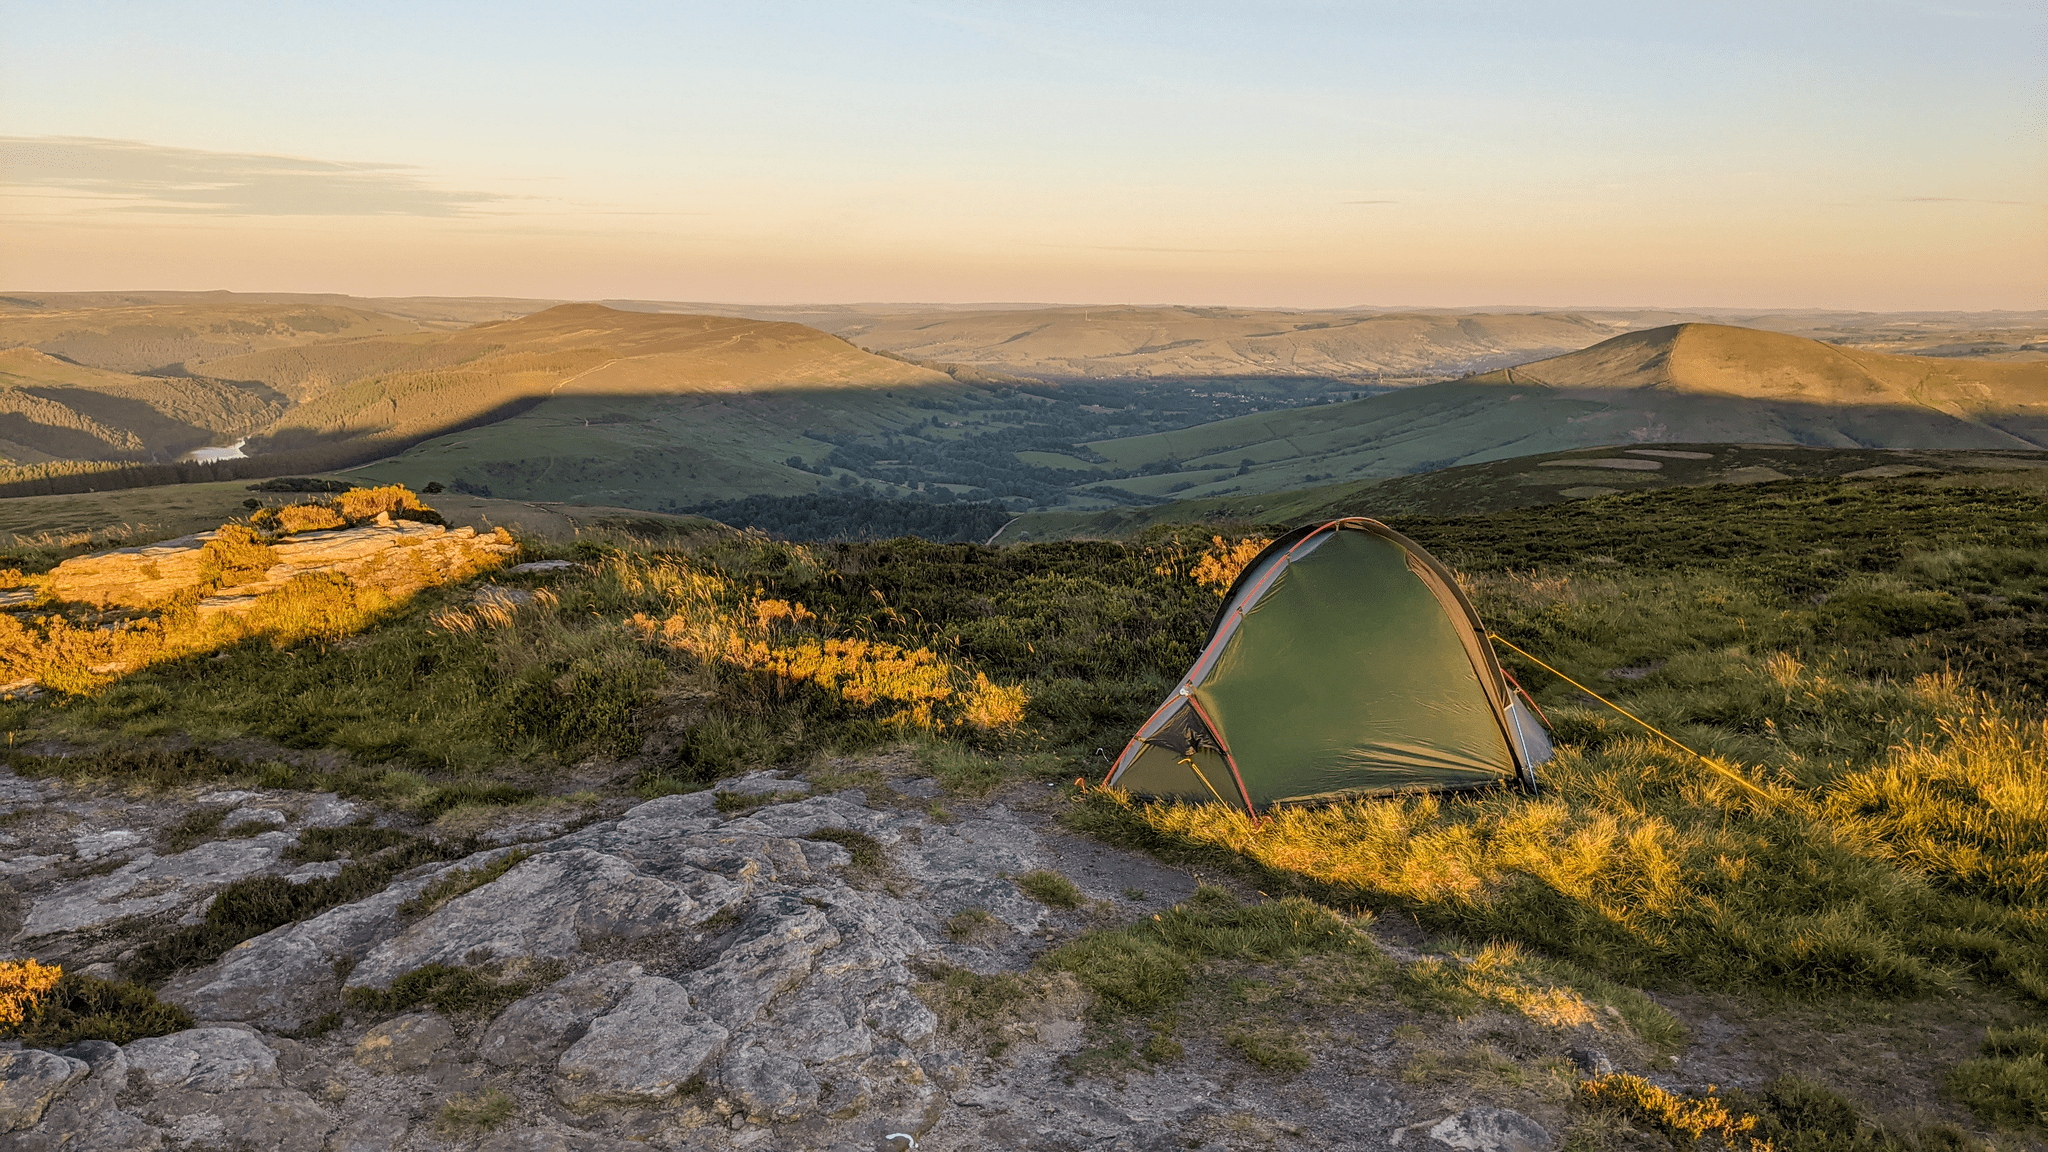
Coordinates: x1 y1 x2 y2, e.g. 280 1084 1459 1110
0 348 286 463
1066 323 2048 502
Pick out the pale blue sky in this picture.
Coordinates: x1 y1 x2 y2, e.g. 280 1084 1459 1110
4 1 2043 307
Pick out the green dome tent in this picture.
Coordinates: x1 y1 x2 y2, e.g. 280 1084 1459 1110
1104 518 1552 812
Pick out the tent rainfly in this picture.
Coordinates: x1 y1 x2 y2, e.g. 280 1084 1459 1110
1104 518 1553 812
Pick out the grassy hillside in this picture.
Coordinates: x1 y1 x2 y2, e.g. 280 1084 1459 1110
0 348 286 465
1067 323 2048 503
8 476 2048 1138
1010 444 2048 539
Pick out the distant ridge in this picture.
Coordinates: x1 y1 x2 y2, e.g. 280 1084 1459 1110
1065 323 2048 502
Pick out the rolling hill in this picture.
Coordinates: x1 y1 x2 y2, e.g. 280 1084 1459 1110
257 303 974 503
1063 323 2048 503
758 305 1633 382
0 296 420 375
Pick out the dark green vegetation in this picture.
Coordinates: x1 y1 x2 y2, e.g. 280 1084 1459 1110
804 827 885 869
1949 1026 2048 1130
1016 869 1085 909
112 823 490 987
344 958 569 1018
4 971 196 1046
1015 443 2048 539
682 492 1014 542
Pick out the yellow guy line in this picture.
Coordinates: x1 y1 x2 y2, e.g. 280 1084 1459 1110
1179 756 1232 808
1487 633 1778 807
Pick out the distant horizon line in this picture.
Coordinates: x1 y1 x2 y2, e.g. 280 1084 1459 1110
4 289 2045 318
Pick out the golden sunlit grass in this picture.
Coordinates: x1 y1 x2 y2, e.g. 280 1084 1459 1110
626 550 1029 734
0 959 61 1030
1073 549 2048 1006
1579 1074 1767 1150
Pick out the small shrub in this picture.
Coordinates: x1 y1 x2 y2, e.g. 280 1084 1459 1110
158 807 232 852
414 782 536 821
197 525 279 590
0 959 61 1030
806 827 885 869
1018 869 1084 909
270 504 347 534
961 672 1029 731
4 969 195 1045
345 958 566 1018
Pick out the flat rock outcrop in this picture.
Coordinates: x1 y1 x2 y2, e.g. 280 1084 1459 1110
0 765 1569 1150
19 515 515 611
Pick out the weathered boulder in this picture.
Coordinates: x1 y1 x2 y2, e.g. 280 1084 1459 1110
72 830 141 860
321 1110 409 1152
480 961 642 1069
123 1027 281 1092
718 1043 819 1122
1423 1107 1555 1152
0 1049 89 1133
345 849 694 989
5 1100 162 1150
352 1013 455 1074
684 894 841 1030
553 977 728 1108
476 1127 647 1152
16 831 296 939
10 1041 156 1149
145 1086 333 1152
222 806 287 831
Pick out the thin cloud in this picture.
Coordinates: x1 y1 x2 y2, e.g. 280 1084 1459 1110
1344 199 1400 205
1894 195 2030 205
0 136 508 217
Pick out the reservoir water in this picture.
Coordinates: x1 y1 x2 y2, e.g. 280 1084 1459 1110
185 439 248 463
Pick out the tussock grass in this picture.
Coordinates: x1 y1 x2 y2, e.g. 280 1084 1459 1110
436 1089 516 1135
344 957 568 1018
1040 887 1370 1014
805 827 885 869
1396 940 1682 1051
1017 869 1084 909
945 907 1002 943
1949 1026 2048 1133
